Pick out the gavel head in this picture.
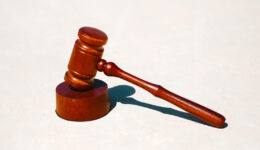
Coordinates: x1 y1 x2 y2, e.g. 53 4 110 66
64 27 108 90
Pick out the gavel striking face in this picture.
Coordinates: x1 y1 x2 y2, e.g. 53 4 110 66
59 26 226 128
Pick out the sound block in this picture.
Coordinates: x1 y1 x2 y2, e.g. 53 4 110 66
56 79 110 121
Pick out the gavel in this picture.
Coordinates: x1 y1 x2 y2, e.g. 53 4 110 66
56 26 226 128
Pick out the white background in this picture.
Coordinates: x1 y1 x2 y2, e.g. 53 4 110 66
0 0 259 149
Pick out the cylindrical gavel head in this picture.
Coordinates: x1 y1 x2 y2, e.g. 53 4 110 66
64 27 108 90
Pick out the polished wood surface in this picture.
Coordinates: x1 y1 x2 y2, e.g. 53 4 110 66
97 59 225 128
58 26 226 127
56 79 110 121
64 27 108 90
57 27 110 121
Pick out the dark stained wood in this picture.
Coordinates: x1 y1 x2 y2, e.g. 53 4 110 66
78 27 108 48
56 79 110 121
57 26 226 128
97 59 226 128
64 27 107 90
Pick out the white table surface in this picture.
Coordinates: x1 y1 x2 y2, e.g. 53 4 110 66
0 0 259 149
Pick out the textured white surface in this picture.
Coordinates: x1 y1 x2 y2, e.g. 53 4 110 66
0 0 259 149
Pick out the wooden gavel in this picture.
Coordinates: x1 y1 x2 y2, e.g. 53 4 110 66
59 26 225 128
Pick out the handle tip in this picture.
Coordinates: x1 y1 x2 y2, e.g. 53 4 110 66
213 115 226 128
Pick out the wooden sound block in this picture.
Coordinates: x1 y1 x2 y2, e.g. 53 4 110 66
56 79 110 121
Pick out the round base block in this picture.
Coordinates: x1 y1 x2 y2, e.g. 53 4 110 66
56 79 110 121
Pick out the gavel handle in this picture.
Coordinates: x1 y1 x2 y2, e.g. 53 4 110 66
97 59 226 128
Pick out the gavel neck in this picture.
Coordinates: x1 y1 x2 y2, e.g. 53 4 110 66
97 59 159 95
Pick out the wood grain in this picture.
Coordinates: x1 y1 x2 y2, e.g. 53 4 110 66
61 26 226 127
56 79 110 121
64 27 107 90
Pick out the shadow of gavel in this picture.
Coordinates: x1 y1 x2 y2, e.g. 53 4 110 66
62 27 226 128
